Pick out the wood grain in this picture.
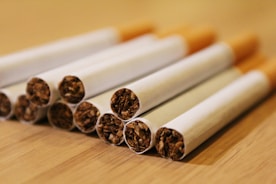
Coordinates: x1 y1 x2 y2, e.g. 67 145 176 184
1 0 276 183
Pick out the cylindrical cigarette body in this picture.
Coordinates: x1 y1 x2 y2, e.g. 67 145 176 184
47 100 76 131
0 21 154 87
26 34 159 107
123 53 266 154
14 95 47 124
111 33 258 121
155 60 276 160
0 82 26 120
58 27 216 105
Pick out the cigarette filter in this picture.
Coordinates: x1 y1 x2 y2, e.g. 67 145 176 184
155 60 276 160
58 26 216 105
14 95 47 124
0 20 153 87
111 32 258 121
0 82 26 120
26 34 159 107
123 53 266 154
47 100 76 131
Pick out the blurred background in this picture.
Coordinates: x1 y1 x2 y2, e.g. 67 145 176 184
0 0 275 56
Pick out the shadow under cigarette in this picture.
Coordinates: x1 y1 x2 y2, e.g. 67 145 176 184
33 119 52 127
85 131 98 138
182 92 276 165
85 132 131 149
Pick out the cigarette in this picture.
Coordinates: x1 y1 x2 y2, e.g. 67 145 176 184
0 82 26 120
14 95 47 124
58 26 216 105
47 100 75 131
123 53 266 154
26 34 159 107
96 112 125 145
110 32 259 121
0 20 153 87
73 87 118 133
155 60 276 161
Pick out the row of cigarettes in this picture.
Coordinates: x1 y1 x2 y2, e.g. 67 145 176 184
1 20 276 161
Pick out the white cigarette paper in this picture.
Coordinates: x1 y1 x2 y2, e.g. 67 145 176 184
0 82 26 120
59 36 187 105
1 20 154 87
100 66 239 147
0 28 120 87
124 67 243 154
156 68 273 160
111 43 235 121
111 33 258 121
26 34 158 107
58 27 216 105
123 53 266 154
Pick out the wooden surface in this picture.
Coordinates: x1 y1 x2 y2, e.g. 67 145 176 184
1 0 276 183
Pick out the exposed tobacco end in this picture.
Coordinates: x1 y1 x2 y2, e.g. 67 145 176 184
110 88 140 120
97 113 124 145
74 101 100 133
124 120 151 153
155 127 185 161
48 102 74 130
14 95 39 122
26 77 51 106
0 93 12 117
58 75 85 104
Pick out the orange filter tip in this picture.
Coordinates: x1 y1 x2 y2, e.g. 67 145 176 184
224 32 259 63
257 59 276 90
116 20 156 42
179 26 216 54
235 52 267 74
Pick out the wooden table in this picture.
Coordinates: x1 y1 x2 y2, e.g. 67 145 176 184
1 1 276 183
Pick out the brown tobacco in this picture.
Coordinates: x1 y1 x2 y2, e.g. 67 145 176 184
26 77 51 106
48 102 74 130
124 120 151 152
58 76 85 104
14 95 38 122
155 127 185 160
110 88 140 120
0 93 12 116
74 102 100 133
97 113 124 145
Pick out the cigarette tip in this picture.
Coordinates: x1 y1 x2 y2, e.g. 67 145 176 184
257 59 276 89
225 32 259 62
183 26 217 54
117 20 156 41
235 52 267 73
